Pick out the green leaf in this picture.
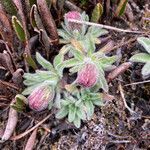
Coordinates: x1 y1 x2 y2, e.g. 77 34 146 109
22 83 42 95
76 107 86 120
142 62 150 77
15 94 28 105
137 37 150 54
11 105 24 112
61 100 70 106
73 115 81 128
23 78 57 95
91 3 103 23
70 48 84 61
115 0 128 16
30 5 37 29
56 107 68 119
61 23 72 37
84 100 94 120
100 56 117 65
36 52 54 71
12 16 27 41
23 53 37 70
58 29 71 40
53 91 61 108
99 56 117 69
87 26 108 38
98 68 108 92
68 105 76 122
130 53 150 63
64 58 81 68
82 36 95 56
53 53 65 77
23 71 57 86
69 65 83 74
53 53 64 70
11 94 28 112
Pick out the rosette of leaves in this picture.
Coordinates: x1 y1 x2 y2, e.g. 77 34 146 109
56 92 86 128
23 52 64 108
58 11 108 44
63 38 117 92
56 89 104 128
130 37 150 79
80 89 104 120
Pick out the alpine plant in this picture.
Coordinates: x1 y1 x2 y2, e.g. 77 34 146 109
63 38 117 91
58 11 108 44
56 89 104 128
76 62 99 87
28 85 54 111
20 10 118 128
23 52 65 111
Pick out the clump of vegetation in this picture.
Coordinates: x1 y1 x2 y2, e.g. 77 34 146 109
21 11 117 127
0 0 149 149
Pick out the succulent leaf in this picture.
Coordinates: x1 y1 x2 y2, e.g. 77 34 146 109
12 16 27 41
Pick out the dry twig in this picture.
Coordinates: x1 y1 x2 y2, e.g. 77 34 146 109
11 113 53 141
68 19 145 34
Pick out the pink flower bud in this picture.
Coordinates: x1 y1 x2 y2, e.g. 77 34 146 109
76 63 99 88
28 86 54 111
65 11 82 31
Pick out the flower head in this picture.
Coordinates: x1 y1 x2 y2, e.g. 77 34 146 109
76 63 99 88
28 86 54 111
64 11 82 31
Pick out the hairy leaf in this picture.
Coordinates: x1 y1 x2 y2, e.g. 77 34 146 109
36 52 54 71
142 62 150 78
130 53 150 63
87 26 108 38
76 107 86 120
73 115 81 128
56 107 68 119
68 105 76 122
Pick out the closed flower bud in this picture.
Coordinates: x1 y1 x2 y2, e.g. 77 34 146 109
65 11 82 31
76 63 99 88
28 86 54 111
